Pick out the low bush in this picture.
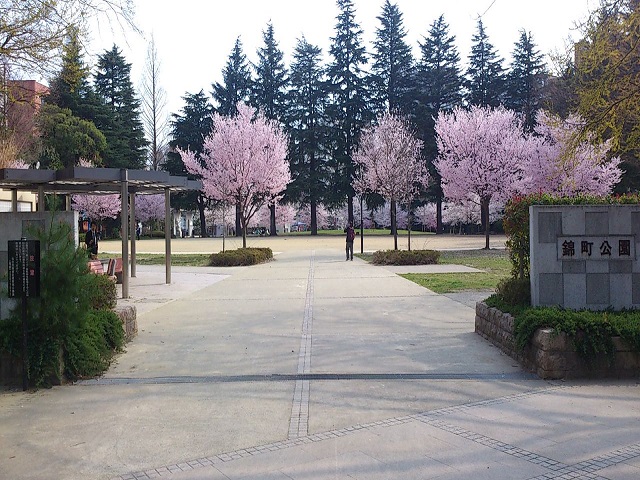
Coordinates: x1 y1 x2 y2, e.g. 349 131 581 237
209 247 273 266
82 273 117 310
494 277 531 307
0 220 126 387
64 309 124 380
513 308 640 364
371 249 440 265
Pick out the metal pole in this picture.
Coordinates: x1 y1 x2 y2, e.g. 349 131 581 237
11 189 17 212
165 188 171 284
360 195 364 254
120 170 129 298
129 192 136 278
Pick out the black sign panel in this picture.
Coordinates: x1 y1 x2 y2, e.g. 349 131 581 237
8 240 40 298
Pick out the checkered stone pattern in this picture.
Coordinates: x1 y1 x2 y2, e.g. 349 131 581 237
531 205 640 310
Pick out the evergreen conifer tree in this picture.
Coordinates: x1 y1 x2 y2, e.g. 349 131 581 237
251 22 289 235
370 0 415 115
466 19 506 108
326 0 373 223
165 91 214 236
93 45 147 169
285 37 329 235
212 37 252 117
414 15 463 233
505 29 547 132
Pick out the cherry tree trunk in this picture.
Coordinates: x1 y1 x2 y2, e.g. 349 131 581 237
481 197 491 250
269 204 277 236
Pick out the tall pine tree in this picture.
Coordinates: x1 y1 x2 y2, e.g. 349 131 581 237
251 22 289 235
466 19 506 108
505 29 547 132
47 25 90 114
212 37 252 117
414 14 463 233
165 91 214 236
326 0 373 223
93 45 147 169
370 0 415 115
285 37 329 235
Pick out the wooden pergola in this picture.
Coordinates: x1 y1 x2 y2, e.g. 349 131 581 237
0 166 202 298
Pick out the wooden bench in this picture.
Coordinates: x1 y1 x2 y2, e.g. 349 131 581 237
87 259 104 274
87 258 121 283
107 258 124 284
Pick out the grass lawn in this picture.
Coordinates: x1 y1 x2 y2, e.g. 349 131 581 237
401 249 511 294
135 253 211 266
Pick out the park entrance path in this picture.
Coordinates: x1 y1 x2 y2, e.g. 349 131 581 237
1 246 638 479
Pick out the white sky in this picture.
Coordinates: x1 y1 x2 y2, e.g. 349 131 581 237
86 0 596 116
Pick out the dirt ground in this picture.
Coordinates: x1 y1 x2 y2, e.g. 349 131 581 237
100 233 508 255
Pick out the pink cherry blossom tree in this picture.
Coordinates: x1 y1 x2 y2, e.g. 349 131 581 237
254 202 297 233
435 105 532 249
415 204 437 231
71 193 121 226
353 112 429 250
135 194 165 232
527 111 622 196
180 103 290 248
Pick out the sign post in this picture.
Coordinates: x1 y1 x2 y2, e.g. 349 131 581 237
8 239 41 391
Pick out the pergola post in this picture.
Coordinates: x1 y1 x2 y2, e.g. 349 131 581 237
165 188 171 284
37 185 45 211
11 189 17 212
164 188 171 284
130 192 136 278
120 169 129 298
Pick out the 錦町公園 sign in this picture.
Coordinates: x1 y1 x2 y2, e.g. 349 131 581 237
530 205 640 310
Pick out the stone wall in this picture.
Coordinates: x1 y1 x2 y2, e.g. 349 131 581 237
476 302 640 379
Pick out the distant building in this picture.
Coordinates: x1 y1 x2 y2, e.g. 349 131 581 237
0 80 49 211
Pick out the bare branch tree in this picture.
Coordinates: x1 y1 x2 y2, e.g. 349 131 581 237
0 0 138 77
140 33 169 170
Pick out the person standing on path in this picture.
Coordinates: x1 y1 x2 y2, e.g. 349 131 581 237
345 222 355 261
85 222 99 259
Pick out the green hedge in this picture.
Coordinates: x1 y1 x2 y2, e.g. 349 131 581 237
209 247 273 266
484 294 640 364
371 249 440 265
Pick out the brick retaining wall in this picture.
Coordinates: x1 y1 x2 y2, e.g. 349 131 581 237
475 302 640 379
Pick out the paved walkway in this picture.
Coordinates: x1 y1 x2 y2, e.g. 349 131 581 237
1 237 639 479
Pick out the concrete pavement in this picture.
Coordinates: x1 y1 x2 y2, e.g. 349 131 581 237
1 236 639 479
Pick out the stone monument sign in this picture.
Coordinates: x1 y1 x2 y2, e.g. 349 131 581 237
530 205 640 310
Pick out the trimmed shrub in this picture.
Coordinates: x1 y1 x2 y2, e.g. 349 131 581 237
82 273 117 310
371 249 440 265
209 247 274 266
495 277 531 307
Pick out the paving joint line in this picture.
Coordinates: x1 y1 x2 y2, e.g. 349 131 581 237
113 385 578 480
288 250 315 439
